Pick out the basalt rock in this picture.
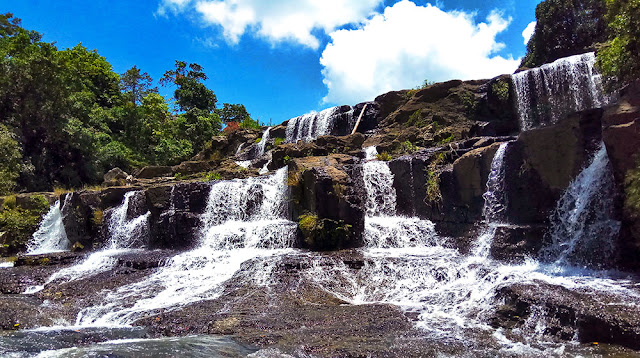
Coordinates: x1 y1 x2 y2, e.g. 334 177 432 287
61 191 102 249
270 133 366 170
135 166 173 179
504 108 603 224
493 283 640 350
602 80 640 271
289 154 364 250
103 168 129 184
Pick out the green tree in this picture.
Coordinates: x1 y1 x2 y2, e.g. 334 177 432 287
121 65 157 105
160 61 221 149
0 125 22 195
521 0 607 68
597 0 640 87
216 103 250 124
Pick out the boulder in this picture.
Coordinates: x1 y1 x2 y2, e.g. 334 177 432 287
103 168 128 183
61 191 101 248
135 166 173 179
15 192 57 210
452 142 502 213
172 161 214 176
288 154 364 250
489 225 547 263
493 283 640 350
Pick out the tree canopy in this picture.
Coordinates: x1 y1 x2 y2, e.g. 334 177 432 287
0 13 253 193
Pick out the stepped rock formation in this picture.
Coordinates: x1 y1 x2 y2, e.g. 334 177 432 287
3 55 640 357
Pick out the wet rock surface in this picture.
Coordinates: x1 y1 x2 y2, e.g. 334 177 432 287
494 282 640 350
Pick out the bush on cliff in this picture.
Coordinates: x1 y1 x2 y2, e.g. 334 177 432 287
597 0 640 87
0 194 50 255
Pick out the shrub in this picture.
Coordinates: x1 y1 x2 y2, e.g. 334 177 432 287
201 171 222 182
273 137 285 146
376 152 392 161
398 141 418 154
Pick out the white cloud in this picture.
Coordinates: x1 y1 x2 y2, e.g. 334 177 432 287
159 0 381 49
157 0 192 16
522 21 536 45
320 0 521 104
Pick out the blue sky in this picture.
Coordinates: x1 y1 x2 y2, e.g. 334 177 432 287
1 0 540 125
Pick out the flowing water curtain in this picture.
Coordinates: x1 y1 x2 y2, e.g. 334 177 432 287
26 196 71 255
512 52 611 131
542 144 621 269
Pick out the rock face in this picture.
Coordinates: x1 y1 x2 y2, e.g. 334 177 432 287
288 154 365 250
602 80 640 270
493 283 640 350
147 182 210 250
504 108 603 224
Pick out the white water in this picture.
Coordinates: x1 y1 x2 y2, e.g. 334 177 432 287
255 127 271 157
74 168 296 326
42 192 150 285
542 143 621 269
472 142 511 257
26 196 71 255
306 142 640 354
512 52 611 131
286 106 348 143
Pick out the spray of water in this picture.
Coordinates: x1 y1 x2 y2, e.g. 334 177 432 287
26 196 72 255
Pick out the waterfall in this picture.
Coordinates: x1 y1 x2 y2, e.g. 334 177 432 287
512 52 611 131
42 191 150 285
255 127 271 157
308 141 639 348
74 168 296 326
542 144 621 269
26 196 71 255
285 106 350 143
472 142 510 258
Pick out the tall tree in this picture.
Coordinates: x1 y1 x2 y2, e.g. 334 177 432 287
121 65 157 105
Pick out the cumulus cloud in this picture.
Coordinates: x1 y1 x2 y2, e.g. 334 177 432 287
320 1 521 104
158 0 381 49
522 21 536 45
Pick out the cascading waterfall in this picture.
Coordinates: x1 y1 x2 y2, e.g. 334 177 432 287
512 52 611 131
286 106 348 143
43 191 150 285
472 142 510 257
255 127 271 157
74 168 296 326
26 195 72 255
306 142 639 353
542 143 621 269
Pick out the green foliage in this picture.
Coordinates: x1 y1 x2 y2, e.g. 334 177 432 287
201 171 222 182
491 80 510 102
457 91 477 114
407 109 428 127
521 0 607 68
625 158 640 215
216 103 251 124
283 155 291 164
0 125 22 195
0 194 50 254
597 0 640 88
120 65 157 105
0 15 261 191
425 153 446 204
438 134 455 145
376 151 392 161
403 79 434 99
298 214 319 233
398 141 418 154
273 137 285 146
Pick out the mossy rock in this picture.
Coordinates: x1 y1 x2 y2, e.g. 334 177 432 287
298 214 353 251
